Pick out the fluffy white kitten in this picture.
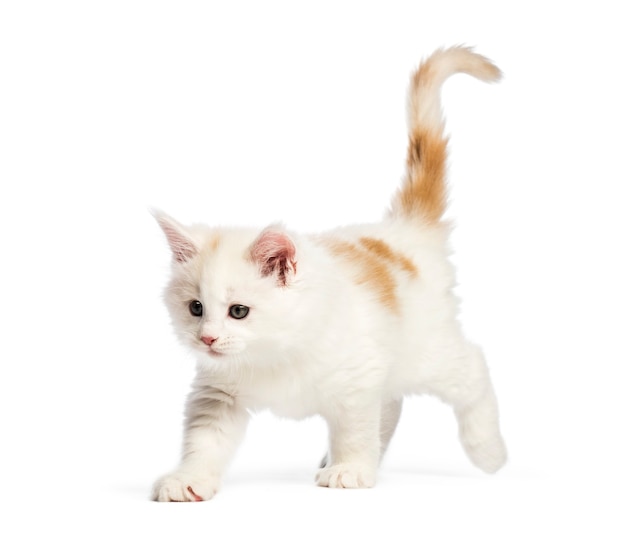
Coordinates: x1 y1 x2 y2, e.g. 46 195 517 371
152 46 507 502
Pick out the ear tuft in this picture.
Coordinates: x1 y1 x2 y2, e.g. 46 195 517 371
151 209 198 263
250 228 297 286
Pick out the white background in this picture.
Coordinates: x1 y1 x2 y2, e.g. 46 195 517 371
1 1 625 532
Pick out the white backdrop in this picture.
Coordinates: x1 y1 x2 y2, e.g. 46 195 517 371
1 1 624 532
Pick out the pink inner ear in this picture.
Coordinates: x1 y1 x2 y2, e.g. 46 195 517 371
164 228 197 263
250 230 297 286
155 215 198 263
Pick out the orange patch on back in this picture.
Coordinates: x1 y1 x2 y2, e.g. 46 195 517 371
358 237 418 277
324 237 417 312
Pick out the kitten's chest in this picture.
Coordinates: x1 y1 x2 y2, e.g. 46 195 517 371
238 368 321 419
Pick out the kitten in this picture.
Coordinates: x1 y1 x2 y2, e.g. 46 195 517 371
152 46 507 502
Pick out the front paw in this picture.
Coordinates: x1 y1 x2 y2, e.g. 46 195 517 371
316 463 376 489
152 471 220 502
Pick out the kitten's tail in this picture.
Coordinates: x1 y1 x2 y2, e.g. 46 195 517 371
391 46 501 224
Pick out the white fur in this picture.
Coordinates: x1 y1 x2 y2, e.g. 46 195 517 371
151 48 506 501
151 218 507 500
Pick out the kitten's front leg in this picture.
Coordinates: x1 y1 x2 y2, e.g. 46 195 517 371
153 385 248 502
317 401 381 489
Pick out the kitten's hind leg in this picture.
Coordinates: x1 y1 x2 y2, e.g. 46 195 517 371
454 384 507 474
436 343 507 474
319 452 329 469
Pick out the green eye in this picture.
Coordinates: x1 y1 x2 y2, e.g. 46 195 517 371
189 300 203 317
229 304 249 320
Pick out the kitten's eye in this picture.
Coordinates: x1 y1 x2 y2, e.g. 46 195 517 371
229 304 249 320
189 300 203 317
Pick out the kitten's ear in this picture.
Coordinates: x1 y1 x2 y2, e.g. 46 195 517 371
151 209 198 263
250 227 297 287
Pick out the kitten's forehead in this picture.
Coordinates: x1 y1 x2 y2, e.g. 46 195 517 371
190 227 246 259
194 227 260 288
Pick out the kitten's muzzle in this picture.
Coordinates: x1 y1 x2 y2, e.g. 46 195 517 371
201 336 218 346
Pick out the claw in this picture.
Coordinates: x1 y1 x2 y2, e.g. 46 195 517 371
186 486 203 501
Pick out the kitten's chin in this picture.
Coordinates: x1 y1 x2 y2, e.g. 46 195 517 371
194 347 226 359
192 344 245 359
193 349 247 373
191 350 227 370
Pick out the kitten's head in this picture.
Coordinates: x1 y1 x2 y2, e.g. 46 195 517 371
153 210 300 371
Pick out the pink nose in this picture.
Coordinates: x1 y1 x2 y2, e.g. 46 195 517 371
201 336 218 346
